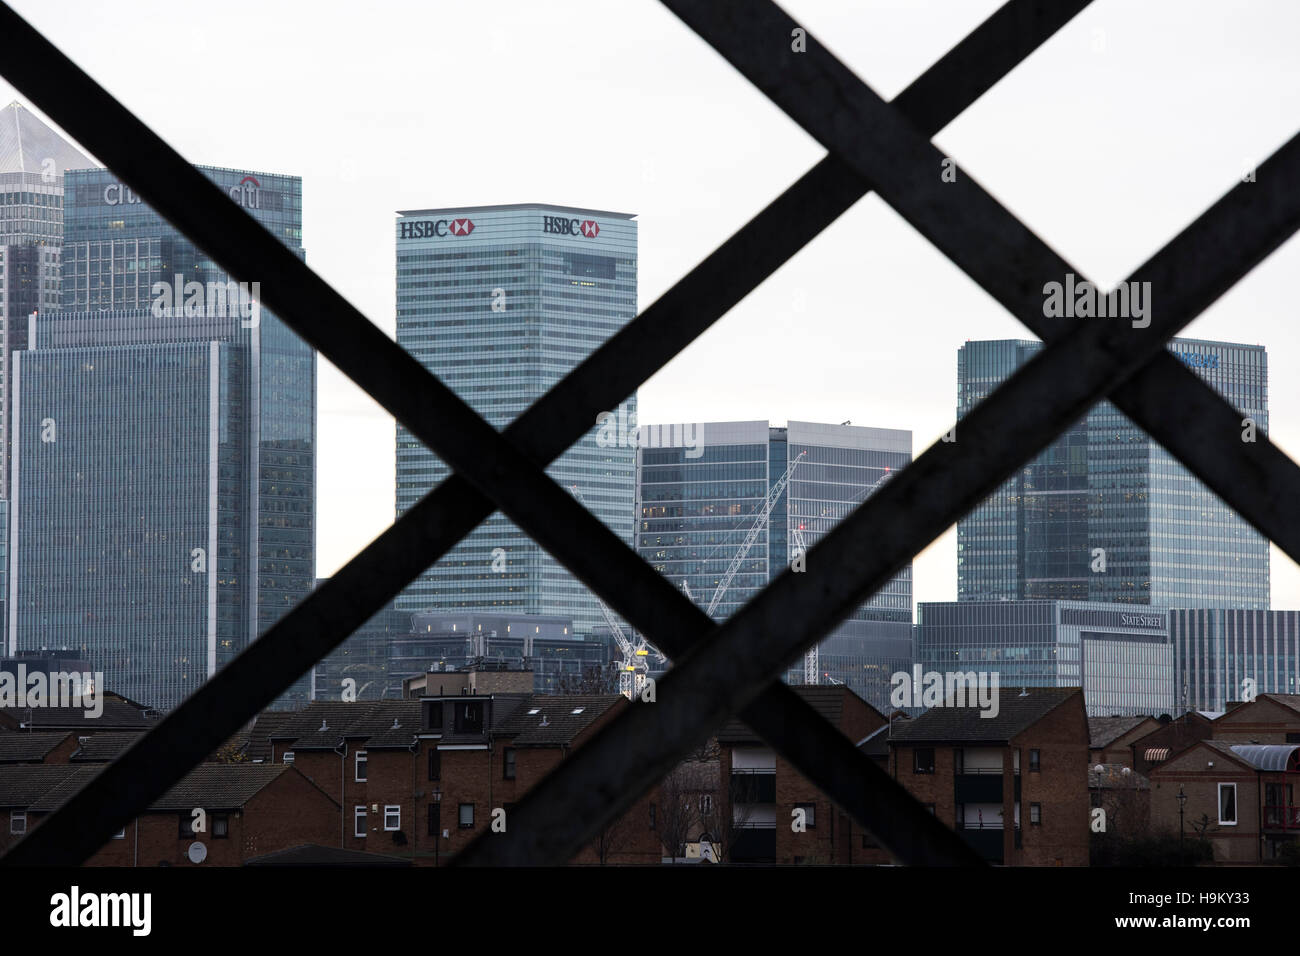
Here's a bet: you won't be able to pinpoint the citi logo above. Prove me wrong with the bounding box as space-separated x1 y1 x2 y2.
399 218 475 240
229 175 262 209
543 215 600 238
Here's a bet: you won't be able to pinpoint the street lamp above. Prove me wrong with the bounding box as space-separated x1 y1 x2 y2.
1177 785 1188 865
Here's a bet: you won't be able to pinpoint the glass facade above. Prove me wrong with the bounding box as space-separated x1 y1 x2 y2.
8 165 315 711
956 338 1269 608
394 204 637 635
309 579 407 702
1171 609 1300 713
0 103 96 496
389 611 612 694
918 600 1175 716
637 419 913 707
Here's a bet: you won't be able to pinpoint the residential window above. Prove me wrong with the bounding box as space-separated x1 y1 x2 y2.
1029 749 1040 772
428 803 440 838
112 826 126 840
213 814 229 839
10 811 25 835
355 751 368 782
1030 803 1042 825
283 751 295 765
649 804 656 830
1219 783 1238 825
429 704 443 730
428 749 441 781
913 748 935 774
179 813 196 838
503 747 516 780
796 802 817 828
459 803 474 829
384 806 401 831
354 806 367 838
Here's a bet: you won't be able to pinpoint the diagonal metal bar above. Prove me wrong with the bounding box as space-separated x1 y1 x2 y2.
456 126 1300 864
0 0 1086 864
667 0 1300 568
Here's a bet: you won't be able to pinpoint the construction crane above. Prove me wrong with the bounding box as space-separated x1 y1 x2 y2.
792 466 894 685
568 484 661 699
704 451 806 618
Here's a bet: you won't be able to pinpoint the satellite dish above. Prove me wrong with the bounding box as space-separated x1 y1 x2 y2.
188 842 207 864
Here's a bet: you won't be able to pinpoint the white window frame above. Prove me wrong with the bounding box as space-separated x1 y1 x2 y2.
355 750 368 782
1218 783 1238 826
10 810 26 834
283 751 295 765
384 805 401 831
354 806 367 838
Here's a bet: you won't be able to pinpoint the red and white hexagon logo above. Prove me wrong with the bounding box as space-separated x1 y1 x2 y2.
580 220 600 238
449 218 475 236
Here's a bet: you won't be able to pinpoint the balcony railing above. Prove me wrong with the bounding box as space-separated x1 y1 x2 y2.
1263 805 1300 828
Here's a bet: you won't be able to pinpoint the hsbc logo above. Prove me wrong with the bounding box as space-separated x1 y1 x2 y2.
543 215 600 238
399 218 475 240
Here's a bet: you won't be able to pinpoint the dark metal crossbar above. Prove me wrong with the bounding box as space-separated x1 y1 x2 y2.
0 0 1295 868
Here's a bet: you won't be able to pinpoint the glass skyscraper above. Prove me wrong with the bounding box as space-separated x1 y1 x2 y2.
1170 609 1300 713
636 419 913 707
8 165 315 710
917 600 1175 717
956 338 1269 608
394 204 637 635
0 102 95 497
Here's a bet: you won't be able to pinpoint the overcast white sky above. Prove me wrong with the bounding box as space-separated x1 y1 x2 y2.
5 0 1300 614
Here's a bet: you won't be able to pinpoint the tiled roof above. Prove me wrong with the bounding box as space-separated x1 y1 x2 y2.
70 733 142 762
0 733 71 763
496 694 623 746
30 763 319 813
0 763 330 814
254 701 422 752
1088 716 1152 749
244 844 412 867
0 700 159 731
889 687 1079 744
0 765 82 807
717 685 870 744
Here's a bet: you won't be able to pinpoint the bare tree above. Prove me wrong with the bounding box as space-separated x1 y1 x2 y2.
593 806 637 865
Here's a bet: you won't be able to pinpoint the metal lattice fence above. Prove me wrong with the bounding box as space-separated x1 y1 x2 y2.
2 0 1299 867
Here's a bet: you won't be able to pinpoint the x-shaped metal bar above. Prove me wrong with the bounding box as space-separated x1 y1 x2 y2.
0 0 1084 867
3 0 1296 867
452 4 1300 863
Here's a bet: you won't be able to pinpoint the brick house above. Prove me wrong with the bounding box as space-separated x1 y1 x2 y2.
1148 739 1300 863
1208 694 1300 744
241 683 665 865
888 687 1089 866
1089 716 1160 768
1130 711 1215 776
716 685 887 864
0 763 339 865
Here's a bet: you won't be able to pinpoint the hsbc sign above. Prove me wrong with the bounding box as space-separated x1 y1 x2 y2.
399 218 475 240
543 215 600 238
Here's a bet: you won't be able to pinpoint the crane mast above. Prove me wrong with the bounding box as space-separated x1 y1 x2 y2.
569 485 659 699
705 451 806 618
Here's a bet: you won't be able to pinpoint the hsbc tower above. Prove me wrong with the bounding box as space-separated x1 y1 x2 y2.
394 203 638 635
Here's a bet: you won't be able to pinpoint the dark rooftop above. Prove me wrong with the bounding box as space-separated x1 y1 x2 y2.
888 687 1079 744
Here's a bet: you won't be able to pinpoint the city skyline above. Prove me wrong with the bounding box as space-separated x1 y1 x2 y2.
3 0 1297 621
